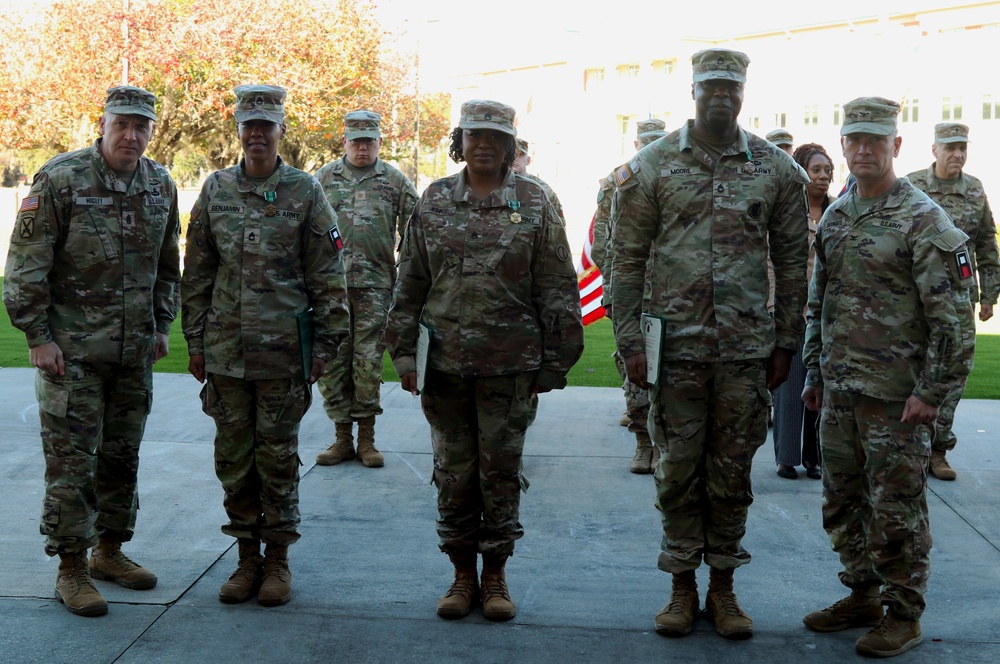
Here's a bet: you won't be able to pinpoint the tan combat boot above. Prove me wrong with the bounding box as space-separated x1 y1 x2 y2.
55 551 108 617
855 608 922 657
89 536 158 590
219 538 263 604
258 543 292 607
629 431 653 474
929 451 957 481
655 570 699 637
705 567 753 639
436 551 479 619
316 421 355 465
481 553 516 621
803 584 883 632
356 416 384 468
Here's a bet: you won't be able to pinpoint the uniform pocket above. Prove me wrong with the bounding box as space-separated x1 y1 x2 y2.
65 210 115 269
35 372 68 418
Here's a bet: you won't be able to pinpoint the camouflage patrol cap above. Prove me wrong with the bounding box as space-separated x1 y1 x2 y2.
345 110 381 140
458 99 517 137
234 84 286 124
765 129 794 146
515 138 529 154
104 85 157 121
934 122 970 144
691 48 750 83
635 118 666 139
841 97 899 136
637 130 667 147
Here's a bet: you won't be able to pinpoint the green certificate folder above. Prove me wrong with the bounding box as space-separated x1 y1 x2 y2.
641 313 665 388
416 322 433 394
296 308 314 382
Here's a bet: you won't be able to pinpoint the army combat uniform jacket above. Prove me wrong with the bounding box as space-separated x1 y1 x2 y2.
906 166 1000 307
4 140 181 364
803 178 975 406
181 158 349 380
610 120 810 361
386 168 584 391
313 156 417 289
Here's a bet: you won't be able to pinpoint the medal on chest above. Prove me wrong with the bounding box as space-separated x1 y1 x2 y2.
508 199 521 223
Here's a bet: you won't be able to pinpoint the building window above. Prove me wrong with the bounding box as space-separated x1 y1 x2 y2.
833 103 842 126
983 94 1000 120
747 115 760 129
617 114 635 155
804 104 819 126
774 112 786 128
652 59 676 75
942 96 963 121
617 64 640 79
583 68 605 92
901 99 919 123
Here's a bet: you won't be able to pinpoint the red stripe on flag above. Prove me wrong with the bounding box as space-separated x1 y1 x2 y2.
578 265 606 326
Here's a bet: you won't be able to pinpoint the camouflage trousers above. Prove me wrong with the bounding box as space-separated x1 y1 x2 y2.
318 287 390 422
820 388 931 620
200 373 311 545
36 360 152 556
421 369 536 557
932 386 963 454
649 359 770 573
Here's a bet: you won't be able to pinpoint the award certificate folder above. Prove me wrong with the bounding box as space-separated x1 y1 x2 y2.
416 322 433 394
641 313 665 388
296 308 314 383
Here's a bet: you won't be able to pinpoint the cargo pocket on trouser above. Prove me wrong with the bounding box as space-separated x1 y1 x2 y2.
36 371 68 418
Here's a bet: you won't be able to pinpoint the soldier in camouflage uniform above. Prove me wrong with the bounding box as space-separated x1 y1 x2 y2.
181 85 350 608
905 123 999 481
314 111 417 469
385 100 583 622
802 98 975 658
591 118 665 475
765 128 794 156
512 137 565 221
3 86 180 617
610 49 810 639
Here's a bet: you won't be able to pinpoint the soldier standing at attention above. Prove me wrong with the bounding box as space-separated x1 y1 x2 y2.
610 49 809 639
385 100 583 622
766 128 795 155
591 118 666 475
314 110 417 469
801 98 974 657
3 86 181 617
905 123 999 481
181 85 349 607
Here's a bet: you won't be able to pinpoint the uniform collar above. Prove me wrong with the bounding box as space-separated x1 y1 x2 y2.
236 155 285 196
333 155 384 181
919 163 968 195
92 139 154 195
453 167 517 208
678 120 752 161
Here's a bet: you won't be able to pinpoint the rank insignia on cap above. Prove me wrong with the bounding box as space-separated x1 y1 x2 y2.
19 196 38 212
330 226 344 251
955 249 973 279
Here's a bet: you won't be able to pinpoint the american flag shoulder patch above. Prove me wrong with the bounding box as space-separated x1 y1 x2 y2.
19 195 39 212
330 226 344 251
614 159 640 188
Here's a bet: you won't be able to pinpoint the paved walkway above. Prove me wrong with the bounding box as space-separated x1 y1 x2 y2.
1 368 998 663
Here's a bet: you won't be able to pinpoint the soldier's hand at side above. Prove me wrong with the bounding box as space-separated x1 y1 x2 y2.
188 354 206 383
801 385 823 412
400 371 419 396
30 342 64 376
308 358 326 385
980 302 994 322
766 347 794 390
153 332 169 363
624 352 649 390
901 395 939 425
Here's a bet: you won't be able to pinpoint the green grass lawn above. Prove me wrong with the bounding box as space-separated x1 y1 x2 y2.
0 300 996 399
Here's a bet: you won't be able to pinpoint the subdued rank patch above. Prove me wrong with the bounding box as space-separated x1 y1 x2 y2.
556 245 570 262
748 202 762 219
19 195 38 212
18 216 34 239
955 249 973 279
244 227 261 245
330 226 344 251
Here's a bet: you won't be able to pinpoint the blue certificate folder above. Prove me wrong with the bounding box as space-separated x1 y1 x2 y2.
296 308 314 382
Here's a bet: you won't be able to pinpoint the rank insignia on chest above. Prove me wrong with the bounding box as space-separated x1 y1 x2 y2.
244 227 261 245
265 204 277 217
955 249 973 279
330 226 344 251
511 213 522 224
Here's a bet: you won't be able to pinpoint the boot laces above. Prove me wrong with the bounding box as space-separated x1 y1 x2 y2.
481 573 510 602
871 611 902 636
714 589 744 616
445 574 476 600
666 586 696 612
229 555 262 581
65 554 95 593
262 556 290 581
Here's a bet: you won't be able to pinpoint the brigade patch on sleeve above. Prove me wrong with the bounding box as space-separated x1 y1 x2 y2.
955 249 973 280
18 216 34 239
330 226 344 251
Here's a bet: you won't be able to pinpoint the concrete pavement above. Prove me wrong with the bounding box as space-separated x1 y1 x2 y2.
1 368 998 663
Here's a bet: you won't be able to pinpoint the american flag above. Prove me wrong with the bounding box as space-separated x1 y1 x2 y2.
577 212 606 325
